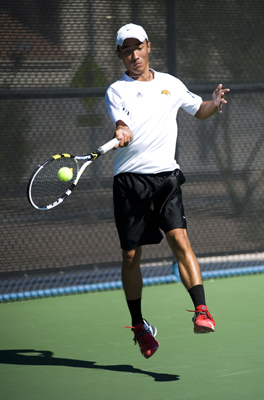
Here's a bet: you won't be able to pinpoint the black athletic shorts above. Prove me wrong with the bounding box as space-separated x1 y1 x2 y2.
113 169 187 250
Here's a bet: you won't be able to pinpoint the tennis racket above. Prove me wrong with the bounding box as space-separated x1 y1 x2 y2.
27 137 119 211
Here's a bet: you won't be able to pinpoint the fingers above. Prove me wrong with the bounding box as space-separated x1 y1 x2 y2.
115 126 133 147
216 83 222 93
215 84 230 96
214 84 230 113
218 99 226 113
218 97 228 113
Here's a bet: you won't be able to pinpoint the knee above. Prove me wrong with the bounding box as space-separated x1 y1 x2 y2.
166 229 191 257
122 249 136 263
122 247 142 267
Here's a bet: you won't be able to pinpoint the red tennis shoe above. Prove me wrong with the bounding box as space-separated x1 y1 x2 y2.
187 305 215 334
132 322 159 358
122 320 159 359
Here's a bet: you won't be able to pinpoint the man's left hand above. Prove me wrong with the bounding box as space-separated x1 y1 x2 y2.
213 84 230 113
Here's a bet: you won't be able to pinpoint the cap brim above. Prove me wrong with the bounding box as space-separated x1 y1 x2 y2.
116 34 147 47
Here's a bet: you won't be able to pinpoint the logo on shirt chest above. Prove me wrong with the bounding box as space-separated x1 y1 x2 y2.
161 90 171 95
135 90 172 99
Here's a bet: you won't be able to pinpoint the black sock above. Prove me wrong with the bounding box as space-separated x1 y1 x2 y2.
126 298 144 326
188 285 206 308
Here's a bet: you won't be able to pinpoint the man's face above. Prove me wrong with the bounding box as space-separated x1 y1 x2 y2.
116 38 151 78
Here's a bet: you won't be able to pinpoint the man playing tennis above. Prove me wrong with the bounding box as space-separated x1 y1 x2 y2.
105 23 229 359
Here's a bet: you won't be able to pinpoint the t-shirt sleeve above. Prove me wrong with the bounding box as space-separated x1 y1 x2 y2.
179 82 203 116
105 86 131 127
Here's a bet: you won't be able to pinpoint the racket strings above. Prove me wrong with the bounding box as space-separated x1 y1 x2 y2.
30 157 78 209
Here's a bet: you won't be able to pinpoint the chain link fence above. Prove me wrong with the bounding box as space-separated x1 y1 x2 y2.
1 0 264 296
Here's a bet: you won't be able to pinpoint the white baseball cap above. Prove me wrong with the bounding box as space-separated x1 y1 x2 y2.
116 23 148 47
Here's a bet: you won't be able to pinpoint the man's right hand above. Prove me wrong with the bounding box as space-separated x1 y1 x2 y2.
115 121 133 148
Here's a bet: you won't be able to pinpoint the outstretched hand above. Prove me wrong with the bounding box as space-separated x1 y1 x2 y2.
213 84 230 113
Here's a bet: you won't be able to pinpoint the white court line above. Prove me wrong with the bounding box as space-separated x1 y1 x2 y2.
217 369 258 378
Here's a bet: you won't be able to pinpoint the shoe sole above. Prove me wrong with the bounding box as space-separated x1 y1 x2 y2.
194 324 215 334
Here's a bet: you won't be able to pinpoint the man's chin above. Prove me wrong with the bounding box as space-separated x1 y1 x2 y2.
129 68 144 77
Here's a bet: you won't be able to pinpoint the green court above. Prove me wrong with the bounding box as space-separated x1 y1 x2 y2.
1 274 263 400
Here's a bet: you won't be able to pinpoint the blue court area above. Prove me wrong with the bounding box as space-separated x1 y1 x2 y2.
1 255 264 301
1 274 263 400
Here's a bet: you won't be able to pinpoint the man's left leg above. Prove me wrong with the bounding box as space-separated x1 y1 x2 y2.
166 228 215 333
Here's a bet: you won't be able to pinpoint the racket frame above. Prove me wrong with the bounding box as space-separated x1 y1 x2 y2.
27 137 119 210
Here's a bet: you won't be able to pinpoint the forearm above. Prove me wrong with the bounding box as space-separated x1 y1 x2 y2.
195 100 218 120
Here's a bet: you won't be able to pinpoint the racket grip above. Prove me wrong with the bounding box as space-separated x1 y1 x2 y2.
98 138 119 154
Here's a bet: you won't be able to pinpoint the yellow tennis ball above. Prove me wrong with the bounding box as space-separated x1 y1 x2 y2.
57 167 73 182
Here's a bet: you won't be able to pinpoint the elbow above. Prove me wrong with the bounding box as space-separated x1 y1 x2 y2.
194 110 205 120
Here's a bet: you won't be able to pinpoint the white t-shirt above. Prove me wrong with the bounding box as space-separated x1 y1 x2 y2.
105 70 202 175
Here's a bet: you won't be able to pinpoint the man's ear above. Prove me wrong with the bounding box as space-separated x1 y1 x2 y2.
147 41 151 54
116 47 121 59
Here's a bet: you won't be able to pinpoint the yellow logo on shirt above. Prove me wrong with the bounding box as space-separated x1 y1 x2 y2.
161 90 171 95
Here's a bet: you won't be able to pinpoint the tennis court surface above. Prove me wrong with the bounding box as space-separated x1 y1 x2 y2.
1 274 263 400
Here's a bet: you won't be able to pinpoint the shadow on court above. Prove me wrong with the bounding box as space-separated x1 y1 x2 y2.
0 349 180 382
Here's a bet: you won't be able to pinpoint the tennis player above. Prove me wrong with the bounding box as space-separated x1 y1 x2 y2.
105 23 229 359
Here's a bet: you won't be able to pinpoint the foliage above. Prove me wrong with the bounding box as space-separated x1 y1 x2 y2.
71 53 107 110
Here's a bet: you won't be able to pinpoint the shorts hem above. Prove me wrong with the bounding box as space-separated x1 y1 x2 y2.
120 236 163 251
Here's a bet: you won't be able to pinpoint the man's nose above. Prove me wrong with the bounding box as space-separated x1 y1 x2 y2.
132 50 139 60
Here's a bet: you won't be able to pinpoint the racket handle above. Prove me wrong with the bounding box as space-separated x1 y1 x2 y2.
98 138 119 154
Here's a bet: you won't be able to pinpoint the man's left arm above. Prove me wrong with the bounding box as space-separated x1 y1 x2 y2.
195 84 230 120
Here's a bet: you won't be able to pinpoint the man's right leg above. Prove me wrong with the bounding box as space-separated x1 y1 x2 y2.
121 246 159 359
122 247 143 302
122 247 144 327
